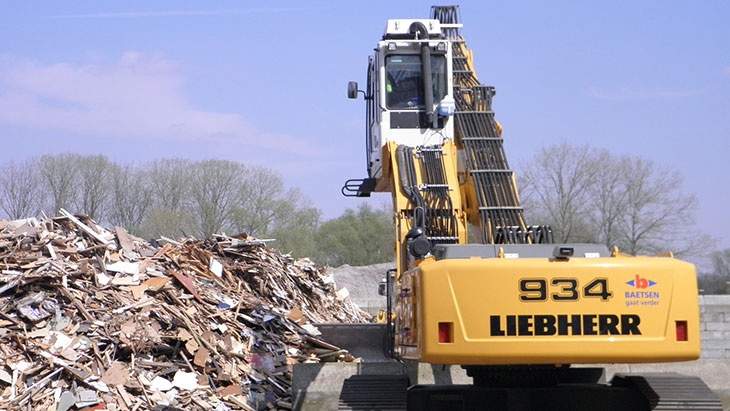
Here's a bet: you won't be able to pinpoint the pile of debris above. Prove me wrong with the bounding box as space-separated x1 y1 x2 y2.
0 210 369 410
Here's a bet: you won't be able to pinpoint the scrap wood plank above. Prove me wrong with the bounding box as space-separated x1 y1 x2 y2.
58 209 112 247
114 226 135 254
169 268 205 304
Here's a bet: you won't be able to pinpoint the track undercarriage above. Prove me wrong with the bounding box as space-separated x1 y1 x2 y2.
298 325 723 411
331 366 722 411
406 367 722 411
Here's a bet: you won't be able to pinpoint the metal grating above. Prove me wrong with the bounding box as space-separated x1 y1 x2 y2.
338 374 409 411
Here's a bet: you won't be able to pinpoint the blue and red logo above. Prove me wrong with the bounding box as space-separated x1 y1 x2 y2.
626 275 656 289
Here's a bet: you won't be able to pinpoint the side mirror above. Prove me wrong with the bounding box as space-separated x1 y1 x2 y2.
347 81 359 99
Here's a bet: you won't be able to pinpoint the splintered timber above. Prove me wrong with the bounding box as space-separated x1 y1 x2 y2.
489 314 642 336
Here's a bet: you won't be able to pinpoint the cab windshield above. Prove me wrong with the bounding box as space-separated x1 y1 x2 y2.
385 54 447 109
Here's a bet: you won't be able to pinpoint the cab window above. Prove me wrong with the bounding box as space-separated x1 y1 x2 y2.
386 54 447 109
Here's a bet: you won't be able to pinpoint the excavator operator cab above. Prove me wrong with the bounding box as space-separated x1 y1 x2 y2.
344 18 457 189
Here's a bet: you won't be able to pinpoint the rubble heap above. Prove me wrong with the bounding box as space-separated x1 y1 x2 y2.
0 211 369 410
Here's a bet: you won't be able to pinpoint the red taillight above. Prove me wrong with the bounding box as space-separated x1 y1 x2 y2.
676 320 688 341
438 322 453 343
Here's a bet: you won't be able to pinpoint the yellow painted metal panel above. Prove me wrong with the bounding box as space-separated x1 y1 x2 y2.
396 256 700 365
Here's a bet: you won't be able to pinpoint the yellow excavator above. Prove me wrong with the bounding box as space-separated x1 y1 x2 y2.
331 5 721 410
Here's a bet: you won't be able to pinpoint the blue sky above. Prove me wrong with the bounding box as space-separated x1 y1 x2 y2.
1 1 728 250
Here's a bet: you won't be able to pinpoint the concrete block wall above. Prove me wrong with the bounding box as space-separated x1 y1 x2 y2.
700 295 730 359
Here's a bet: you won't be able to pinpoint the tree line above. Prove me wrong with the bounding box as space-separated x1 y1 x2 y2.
1 147 727 292
0 154 392 266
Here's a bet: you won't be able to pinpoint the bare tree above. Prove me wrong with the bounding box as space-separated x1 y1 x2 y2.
0 154 327 255
711 249 730 277
137 158 321 243
588 153 629 248
108 164 154 233
614 158 701 256
139 207 196 241
76 154 115 220
137 158 196 239
519 143 709 258
231 166 290 236
189 159 246 237
698 249 730 294
0 158 46 219
148 158 193 212
40 153 81 215
519 143 600 242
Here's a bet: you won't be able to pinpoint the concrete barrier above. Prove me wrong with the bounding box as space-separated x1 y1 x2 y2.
700 295 730 359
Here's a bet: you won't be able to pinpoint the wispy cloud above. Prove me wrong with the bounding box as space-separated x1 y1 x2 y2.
47 8 307 19
586 86 705 101
0 52 317 156
723 66 730 77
